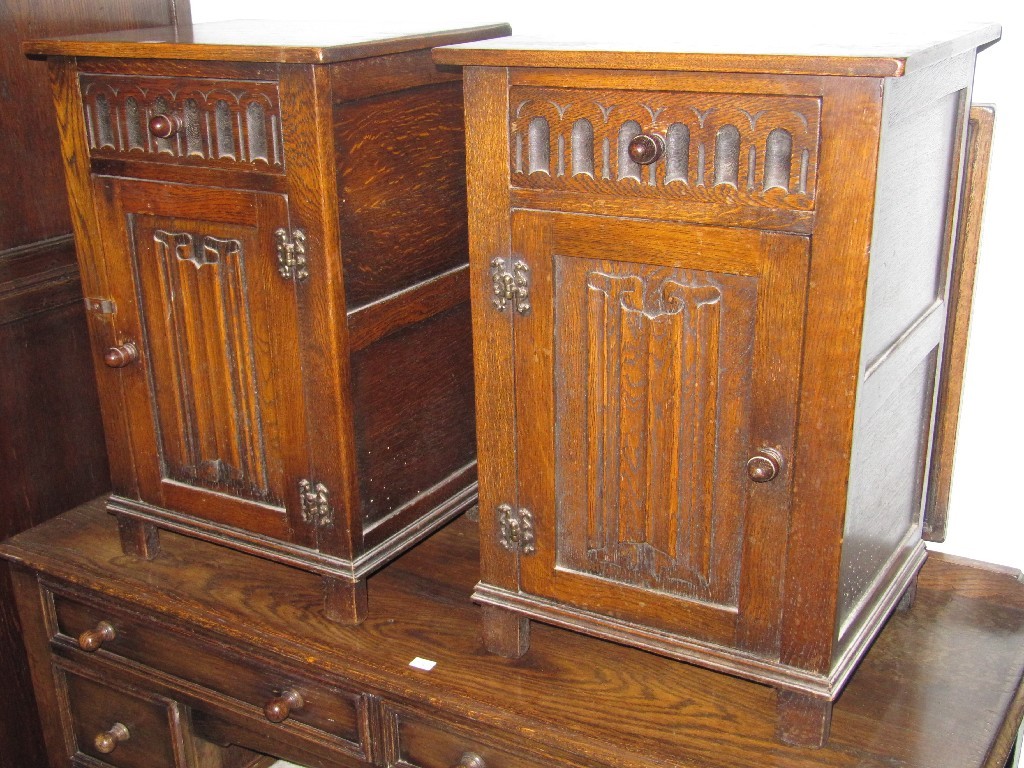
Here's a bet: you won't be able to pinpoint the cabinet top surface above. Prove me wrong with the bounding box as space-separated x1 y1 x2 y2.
23 19 512 64
432 23 1000 77
3 498 1024 768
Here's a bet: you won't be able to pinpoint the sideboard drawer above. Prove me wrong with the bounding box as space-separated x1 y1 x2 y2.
388 708 552 768
59 665 178 768
51 592 365 753
79 72 284 173
508 85 820 212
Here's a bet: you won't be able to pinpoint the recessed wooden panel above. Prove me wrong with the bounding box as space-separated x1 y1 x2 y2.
350 303 476 533
137 221 271 500
862 77 967 364
554 256 755 606
839 350 938 630
335 82 469 308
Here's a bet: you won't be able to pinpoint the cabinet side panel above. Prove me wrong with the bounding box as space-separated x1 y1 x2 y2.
334 80 469 309
837 53 974 643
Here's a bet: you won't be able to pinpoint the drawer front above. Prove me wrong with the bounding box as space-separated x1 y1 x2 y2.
509 85 820 211
389 709 553 768
59 666 178 768
79 72 284 172
51 593 365 753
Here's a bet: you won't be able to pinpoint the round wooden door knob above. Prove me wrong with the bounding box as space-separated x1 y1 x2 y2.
103 342 139 368
746 448 783 483
94 722 130 754
627 133 666 165
78 620 116 651
148 114 182 138
454 753 487 768
263 689 304 723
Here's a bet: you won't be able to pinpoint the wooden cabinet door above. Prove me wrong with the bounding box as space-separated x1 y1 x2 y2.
511 211 808 652
96 178 311 545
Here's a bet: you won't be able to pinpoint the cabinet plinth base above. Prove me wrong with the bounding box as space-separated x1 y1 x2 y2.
107 483 476 625
897 575 919 613
776 690 833 748
324 576 368 625
482 604 530 657
117 515 160 560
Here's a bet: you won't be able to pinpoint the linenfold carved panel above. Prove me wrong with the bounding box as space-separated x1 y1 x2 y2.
80 74 283 171
510 87 820 210
555 257 758 605
147 228 273 502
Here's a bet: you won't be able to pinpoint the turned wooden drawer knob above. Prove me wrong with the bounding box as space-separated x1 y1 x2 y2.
78 620 116 651
263 689 304 723
746 448 783 483
627 133 665 165
103 342 139 368
148 114 182 138
454 753 486 768
94 722 130 754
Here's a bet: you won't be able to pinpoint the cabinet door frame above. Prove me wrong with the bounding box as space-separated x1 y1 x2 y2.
94 177 313 546
510 210 809 655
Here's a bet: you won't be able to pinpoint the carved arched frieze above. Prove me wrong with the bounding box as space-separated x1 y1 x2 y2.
509 86 821 210
79 73 284 172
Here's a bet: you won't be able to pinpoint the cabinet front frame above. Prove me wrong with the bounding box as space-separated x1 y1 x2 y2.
464 64 889 685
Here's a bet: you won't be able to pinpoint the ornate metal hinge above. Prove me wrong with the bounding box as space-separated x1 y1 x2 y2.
298 479 332 528
490 257 530 313
498 504 535 554
83 297 117 315
275 228 308 281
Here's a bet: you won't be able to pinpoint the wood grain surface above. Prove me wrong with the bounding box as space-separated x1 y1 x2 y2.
1 2 190 766
24 21 511 64
3 499 1023 768
432 25 1000 77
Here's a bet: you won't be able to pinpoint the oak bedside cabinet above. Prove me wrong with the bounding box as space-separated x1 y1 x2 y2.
25 19 510 625
433 26 1000 746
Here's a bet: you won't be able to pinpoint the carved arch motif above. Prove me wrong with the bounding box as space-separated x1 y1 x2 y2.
510 87 821 209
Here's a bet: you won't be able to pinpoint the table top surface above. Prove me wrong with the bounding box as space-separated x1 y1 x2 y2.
22 20 512 64
432 24 1001 77
22 20 1001 77
3 497 1023 768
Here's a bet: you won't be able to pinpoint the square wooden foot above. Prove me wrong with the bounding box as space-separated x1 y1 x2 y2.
897 575 919 613
776 689 833 748
324 577 367 625
482 605 530 658
117 516 160 560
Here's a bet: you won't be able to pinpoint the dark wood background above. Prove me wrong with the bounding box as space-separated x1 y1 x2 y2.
0 2 191 766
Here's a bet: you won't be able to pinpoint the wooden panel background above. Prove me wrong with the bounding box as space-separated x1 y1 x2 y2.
0 2 191 766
